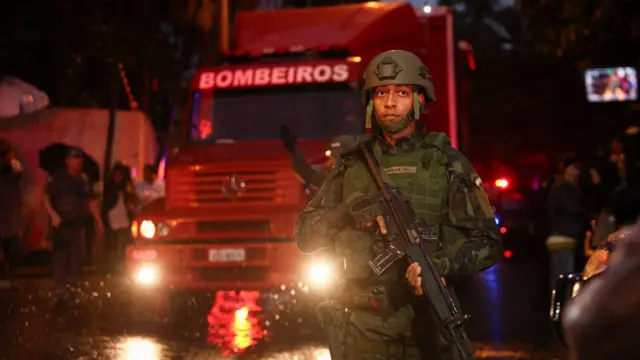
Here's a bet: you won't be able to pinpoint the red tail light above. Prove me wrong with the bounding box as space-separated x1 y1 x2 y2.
495 178 509 189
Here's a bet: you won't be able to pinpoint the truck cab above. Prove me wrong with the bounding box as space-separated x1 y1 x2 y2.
126 2 466 295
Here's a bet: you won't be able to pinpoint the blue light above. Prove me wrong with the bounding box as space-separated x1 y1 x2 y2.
494 214 502 225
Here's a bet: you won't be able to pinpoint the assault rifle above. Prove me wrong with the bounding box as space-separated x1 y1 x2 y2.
355 142 474 360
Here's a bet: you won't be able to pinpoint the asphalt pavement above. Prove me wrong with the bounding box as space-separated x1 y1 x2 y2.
0 255 567 360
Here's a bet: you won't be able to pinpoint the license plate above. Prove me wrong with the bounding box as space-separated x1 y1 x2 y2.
209 249 245 262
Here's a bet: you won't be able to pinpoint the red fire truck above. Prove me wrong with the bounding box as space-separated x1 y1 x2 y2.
127 2 473 295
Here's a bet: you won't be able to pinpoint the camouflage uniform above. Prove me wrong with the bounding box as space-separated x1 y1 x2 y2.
295 50 502 359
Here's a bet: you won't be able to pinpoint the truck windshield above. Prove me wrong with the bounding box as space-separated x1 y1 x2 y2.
188 84 363 142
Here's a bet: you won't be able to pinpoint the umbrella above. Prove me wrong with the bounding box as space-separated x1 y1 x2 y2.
38 143 100 183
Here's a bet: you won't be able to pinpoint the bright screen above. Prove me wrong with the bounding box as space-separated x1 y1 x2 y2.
585 67 638 103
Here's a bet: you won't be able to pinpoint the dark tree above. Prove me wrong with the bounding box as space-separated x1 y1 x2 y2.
520 0 640 68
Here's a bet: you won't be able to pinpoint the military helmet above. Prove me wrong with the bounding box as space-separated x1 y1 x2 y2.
361 50 436 133
362 50 436 104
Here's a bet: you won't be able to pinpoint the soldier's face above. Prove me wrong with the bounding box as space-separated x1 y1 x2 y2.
372 85 424 126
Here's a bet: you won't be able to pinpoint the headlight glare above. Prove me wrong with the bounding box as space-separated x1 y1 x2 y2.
139 220 156 239
135 266 158 285
309 262 331 285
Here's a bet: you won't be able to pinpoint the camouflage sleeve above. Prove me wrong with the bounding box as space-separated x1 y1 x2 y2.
291 149 326 188
435 147 502 278
294 164 352 254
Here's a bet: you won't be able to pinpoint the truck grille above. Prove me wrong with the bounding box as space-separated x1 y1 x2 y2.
167 167 301 208
196 220 271 233
198 266 267 282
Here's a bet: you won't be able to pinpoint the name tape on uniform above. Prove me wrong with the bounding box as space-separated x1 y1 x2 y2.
384 166 418 174
198 64 349 90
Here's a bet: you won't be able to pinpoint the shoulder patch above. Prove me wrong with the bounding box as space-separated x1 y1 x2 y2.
474 175 484 189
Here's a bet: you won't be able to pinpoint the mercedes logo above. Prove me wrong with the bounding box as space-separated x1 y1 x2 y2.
221 174 246 199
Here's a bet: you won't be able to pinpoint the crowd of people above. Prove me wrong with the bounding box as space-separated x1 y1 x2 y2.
541 126 640 290
0 139 165 297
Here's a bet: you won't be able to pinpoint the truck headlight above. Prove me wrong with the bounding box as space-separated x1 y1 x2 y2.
131 221 138 238
139 220 156 239
136 266 158 285
308 262 332 285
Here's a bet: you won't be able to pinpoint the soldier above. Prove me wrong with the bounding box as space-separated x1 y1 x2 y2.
295 50 502 359
279 125 358 188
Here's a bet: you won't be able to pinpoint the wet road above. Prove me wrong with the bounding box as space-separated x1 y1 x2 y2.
0 257 567 360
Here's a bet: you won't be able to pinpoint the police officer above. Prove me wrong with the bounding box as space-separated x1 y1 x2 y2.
295 50 502 359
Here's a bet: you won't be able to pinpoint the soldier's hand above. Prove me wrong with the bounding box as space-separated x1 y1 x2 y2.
359 215 386 232
375 215 386 234
405 262 446 296
406 263 423 295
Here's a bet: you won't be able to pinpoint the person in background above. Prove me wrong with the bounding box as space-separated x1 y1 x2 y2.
610 136 623 164
279 125 325 188
586 163 616 253
84 207 96 267
134 164 165 209
545 162 587 290
44 147 103 302
583 166 610 218
593 143 621 192
279 125 360 189
0 139 23 289
103 162 137 269
611 127 640 228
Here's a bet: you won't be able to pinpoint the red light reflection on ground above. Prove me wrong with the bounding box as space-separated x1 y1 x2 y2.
207 290 267 355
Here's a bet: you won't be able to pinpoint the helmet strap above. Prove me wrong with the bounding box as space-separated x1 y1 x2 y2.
412 92 423 122
365 100 374 131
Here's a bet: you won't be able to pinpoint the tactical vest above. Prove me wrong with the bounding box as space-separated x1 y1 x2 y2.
340 132 452 284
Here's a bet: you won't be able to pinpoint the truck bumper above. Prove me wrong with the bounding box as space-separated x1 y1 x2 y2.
125 241 316 292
